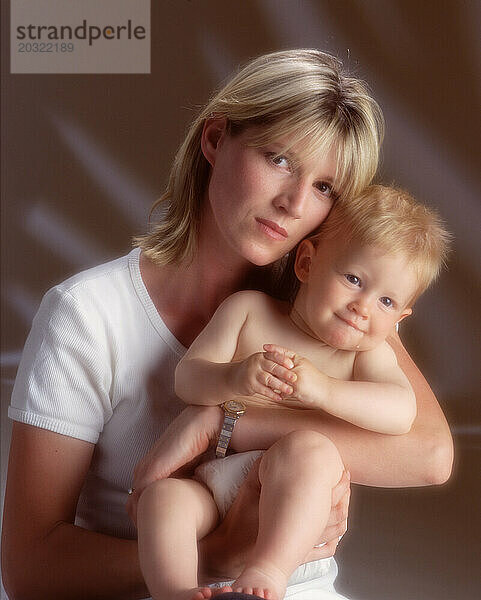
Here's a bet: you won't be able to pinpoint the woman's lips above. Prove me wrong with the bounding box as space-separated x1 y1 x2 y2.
256 218 288 240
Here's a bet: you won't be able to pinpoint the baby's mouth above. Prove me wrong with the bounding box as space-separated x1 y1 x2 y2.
335 314 365 333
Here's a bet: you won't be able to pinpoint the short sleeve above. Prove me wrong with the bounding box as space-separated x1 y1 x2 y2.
9 286 113 443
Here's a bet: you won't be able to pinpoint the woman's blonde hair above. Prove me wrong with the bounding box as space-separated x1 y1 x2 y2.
312 185 452 301
135 49 384 266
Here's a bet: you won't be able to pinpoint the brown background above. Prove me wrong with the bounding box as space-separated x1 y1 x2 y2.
1 1 480 598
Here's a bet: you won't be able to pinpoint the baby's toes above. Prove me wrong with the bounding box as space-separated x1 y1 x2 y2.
234 587 254 596
211 586 233 596
253 588 271 599
191 588 212 600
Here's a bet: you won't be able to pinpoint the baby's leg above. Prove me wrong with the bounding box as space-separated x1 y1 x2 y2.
233 431 344 599
137 477 229 600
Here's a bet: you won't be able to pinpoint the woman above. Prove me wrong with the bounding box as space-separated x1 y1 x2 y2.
2 49 452 600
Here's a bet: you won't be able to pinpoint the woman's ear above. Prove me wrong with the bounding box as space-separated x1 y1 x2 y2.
201 117 227 166
294 239 316 283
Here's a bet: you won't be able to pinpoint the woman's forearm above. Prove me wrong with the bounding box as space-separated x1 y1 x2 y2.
2 521 148 600
232 405 450 487
2 423 149 600
232 335 453 487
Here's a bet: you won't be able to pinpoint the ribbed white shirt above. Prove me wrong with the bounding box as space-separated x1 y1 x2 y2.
9 248 339 594
9 248 187 539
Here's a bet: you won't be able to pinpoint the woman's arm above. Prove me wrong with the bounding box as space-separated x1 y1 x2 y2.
231 334 453 487
1 422 149 600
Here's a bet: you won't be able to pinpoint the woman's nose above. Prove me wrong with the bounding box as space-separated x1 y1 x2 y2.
274 179 310 218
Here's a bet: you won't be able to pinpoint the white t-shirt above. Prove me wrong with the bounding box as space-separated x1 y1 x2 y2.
9 248 340 595
9 248 187 539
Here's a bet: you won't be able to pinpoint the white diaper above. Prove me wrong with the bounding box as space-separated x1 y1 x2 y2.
194 450 264 519
195 450 335 590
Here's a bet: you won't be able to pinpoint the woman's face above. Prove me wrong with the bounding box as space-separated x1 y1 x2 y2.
203 120 338 267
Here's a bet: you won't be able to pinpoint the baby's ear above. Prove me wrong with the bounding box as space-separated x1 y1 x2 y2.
294 239 316 283
397 307 412 324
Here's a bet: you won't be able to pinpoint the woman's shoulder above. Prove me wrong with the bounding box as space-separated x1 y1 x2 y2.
54 249 136 299
34 250 141 334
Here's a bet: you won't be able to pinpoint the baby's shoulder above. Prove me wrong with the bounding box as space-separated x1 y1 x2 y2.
354 340 398 368
223 290 287 317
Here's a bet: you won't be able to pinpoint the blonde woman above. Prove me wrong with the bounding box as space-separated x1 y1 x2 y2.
3 50 452 600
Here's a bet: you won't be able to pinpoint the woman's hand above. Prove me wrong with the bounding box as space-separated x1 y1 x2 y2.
230 349 297 402
263 343 331 409
127 405 223 525
303 469 351 562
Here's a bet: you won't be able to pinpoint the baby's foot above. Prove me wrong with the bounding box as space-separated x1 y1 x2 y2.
233 564 288 600
211 586 234 597
154 585 233 600
169 587 210 600
189 587 214 600
183 586 232 600
189 586 234 600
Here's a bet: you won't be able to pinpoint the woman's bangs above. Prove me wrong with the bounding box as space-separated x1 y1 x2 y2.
244 113 346 194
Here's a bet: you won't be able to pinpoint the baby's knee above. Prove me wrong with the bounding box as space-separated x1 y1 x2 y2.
138 477 189 513
270 430 340 459
262 431 343 480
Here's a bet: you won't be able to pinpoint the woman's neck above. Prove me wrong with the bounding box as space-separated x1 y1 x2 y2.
140 235 254 347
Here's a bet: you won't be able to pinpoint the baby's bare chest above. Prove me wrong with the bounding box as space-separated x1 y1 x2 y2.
234 306 355 381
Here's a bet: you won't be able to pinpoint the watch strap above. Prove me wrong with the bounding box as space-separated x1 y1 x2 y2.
215 413 238 458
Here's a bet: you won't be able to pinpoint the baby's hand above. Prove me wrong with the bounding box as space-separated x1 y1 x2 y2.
263 344 331 409
231 349 297 402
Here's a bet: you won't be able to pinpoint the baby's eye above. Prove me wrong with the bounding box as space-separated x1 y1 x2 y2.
345 274 361 286
380 297 393 308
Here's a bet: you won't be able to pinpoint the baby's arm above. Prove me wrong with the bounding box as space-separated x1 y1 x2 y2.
175 291 295 406
266 342 416 434
329 343 416 434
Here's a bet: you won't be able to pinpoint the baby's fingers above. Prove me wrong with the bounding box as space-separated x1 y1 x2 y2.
263 358 297 385
257 370 293 399
263 344 296 369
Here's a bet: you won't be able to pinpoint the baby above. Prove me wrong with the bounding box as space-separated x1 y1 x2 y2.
134 185 450 600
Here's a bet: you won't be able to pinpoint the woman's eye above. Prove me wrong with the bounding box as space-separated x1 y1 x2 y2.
267 153 290 169
316 181 334 197
345 274 361 286
380 297 393 308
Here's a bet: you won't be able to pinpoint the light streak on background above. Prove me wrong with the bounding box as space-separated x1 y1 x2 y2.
49 113 155 229
2 283 39 326
25 201 108 268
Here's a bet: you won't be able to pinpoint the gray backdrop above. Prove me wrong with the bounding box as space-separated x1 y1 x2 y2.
1 1 480 599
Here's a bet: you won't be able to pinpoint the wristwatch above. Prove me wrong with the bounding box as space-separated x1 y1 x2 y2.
215 400 246 458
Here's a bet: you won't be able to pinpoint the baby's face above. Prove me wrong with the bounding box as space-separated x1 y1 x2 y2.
294 238 419 351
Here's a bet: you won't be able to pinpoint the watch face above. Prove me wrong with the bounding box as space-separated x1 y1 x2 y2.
224 400 246 415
